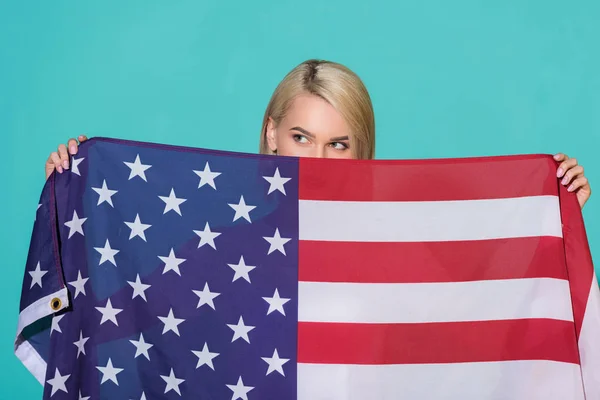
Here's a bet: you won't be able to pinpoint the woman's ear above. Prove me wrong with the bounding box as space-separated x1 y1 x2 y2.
266 117 278 153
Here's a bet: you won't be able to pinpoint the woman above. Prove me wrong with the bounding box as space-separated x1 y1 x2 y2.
44 59 592 208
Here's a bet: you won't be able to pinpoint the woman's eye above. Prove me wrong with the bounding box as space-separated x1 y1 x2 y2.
330 142 349 150
293 134 309 144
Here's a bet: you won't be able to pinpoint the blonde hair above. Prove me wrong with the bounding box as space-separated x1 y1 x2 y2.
259 59 375 159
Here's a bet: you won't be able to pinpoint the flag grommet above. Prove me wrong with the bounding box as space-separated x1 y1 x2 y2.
50 298 62 311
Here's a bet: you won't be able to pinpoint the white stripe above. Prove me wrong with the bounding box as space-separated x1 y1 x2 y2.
298 278 573 323
299 196 562 242
578 273 600 399
297 360 584 400
14 338 47 385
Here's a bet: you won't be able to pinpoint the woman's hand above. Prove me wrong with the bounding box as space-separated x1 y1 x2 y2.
555 153 591 210
45 135 88 179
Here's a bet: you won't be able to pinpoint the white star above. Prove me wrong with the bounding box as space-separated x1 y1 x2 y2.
127 274 151 301
73 331 89 358
191 343 219 370
95 298 123 326
158 248 186 276
134 393 146 400
64 210 87 238
228 195 256 223
130 333 153 360
124 154 152 181
92 179 118 207
227 316 255 343
226 376 254 400
158 308 185 336
29 262 47 289
78 390 90 400
47 368 70 396
96 358 123 385
262 288 291 316
94 239 119 266
159 188 186 216
161 368 185 396
193 161 221 189
263 167 291 195
68 270 88 299
124 214 151 241
51 314 65 335
71 157 85 176
193 222 221 249
263 228 291 255
192 282 220 309
261 349 290 376
227 256 256 283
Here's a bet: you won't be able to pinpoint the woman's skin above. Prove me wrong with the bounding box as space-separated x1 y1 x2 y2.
45 94 592 209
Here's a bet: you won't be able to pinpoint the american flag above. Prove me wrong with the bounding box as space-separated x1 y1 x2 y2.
15 137 600 399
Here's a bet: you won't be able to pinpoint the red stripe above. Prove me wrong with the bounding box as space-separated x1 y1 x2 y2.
299 237 567 283
299 154 558 201
298 319 579 365
559 183 595 338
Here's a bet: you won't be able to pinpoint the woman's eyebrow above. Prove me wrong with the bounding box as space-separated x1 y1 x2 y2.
330 135 349 141
290 126 349 142
290 126 315 138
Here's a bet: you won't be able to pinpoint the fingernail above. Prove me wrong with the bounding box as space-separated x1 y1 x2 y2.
562 177 568 185
69 145 76 154
57 166 63 173
568 185 574 192
62 160 69 169
557 168 563 177
554 154 560 160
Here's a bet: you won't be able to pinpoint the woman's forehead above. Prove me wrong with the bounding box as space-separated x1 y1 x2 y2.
282 94 351 139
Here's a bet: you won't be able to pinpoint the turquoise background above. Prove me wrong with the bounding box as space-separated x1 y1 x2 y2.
1 0 599 398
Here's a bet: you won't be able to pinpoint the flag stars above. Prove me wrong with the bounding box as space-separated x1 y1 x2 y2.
96 298 123 326
226 376 254 400
159 188 186 216
51 315 65 335
68 271 88 299
130 333 153 360
161 368 185 396
228 195 256 223
127 274 151 301
94 239 119 266
124 214 152 241
263 228 291 255
47 368 70 396
227 316 255 343
261 349 290 376
158 248 186 276
92 179 118 207
158 308 185 336
193 222 221 249
71 156 84 176
263 167 291 195
191 343 219 370
73 331 89 359
192 282 220 309
124 154 152 181
227 256 256 283
193 161 221 189
78 390 90 400
262 288 291 316
64 210 87 238
96 358 124 385
29 262 47 289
